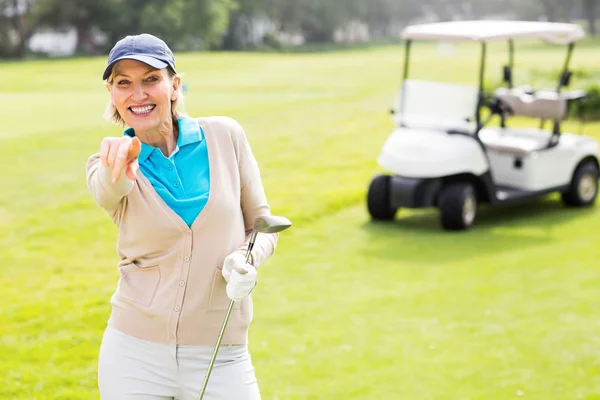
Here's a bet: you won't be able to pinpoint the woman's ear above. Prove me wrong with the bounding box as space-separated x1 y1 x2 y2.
172 76 182 100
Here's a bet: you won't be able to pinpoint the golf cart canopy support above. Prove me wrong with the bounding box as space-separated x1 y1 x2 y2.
396 20 586 136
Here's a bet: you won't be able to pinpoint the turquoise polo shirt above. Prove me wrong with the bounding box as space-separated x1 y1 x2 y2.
124 117 210 227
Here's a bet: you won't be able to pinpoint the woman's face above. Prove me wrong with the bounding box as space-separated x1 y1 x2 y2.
107 59 180 133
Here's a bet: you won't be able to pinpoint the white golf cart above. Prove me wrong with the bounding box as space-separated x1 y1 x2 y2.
367 20 599 231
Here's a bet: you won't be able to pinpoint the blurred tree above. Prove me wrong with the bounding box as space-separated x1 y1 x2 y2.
33 0 114 54
583 0 597 35
297 0 343 42
281 0 366 43
94 0 148 45
0 0 36 57
30 0 234 53
537 0 575 22
417 0 545 21
3 0 597 57
136 0 234 50
221 0 271 49
359 0 420 38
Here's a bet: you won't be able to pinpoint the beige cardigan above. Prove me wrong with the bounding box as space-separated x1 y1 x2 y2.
86 116 278 345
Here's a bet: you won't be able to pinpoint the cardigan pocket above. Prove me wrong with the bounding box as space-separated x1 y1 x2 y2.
208 268 241 311
117 262 161 307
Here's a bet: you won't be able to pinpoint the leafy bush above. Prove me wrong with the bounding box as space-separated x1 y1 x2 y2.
573 84 600 121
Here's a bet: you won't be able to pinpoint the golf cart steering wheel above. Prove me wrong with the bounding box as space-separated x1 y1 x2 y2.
478 94 513 128
487 96 513 116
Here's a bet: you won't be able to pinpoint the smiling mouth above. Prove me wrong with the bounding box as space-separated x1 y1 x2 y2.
129 105 156 115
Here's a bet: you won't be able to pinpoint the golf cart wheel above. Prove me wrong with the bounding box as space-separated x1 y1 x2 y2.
561 161 599 207
438 182 477 231
367 174 397 220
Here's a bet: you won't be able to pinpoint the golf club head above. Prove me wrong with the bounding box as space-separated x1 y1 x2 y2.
253 215 292 233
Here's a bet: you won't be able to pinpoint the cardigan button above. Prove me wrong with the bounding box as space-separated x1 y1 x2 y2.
174 305 181 312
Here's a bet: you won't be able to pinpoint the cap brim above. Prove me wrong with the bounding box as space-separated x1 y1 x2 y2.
102 55 170 80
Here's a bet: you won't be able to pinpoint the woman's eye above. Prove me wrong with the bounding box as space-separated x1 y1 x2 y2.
117 80 130 85
145 76 159 83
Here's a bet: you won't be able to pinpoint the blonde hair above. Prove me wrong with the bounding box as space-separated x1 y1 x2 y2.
103 64 186 128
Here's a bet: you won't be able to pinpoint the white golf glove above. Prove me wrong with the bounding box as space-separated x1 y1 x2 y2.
221 253 257 302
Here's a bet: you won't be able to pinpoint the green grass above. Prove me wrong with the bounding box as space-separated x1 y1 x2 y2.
1 40 600 399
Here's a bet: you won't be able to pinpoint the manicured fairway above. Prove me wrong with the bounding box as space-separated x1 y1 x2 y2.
1 40 599 399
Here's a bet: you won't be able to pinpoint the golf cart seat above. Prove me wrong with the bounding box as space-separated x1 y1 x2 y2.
480 86 589 155
495 87 567 121
479 126 553 156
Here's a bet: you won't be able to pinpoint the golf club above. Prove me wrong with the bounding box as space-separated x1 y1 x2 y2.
198 215 292 399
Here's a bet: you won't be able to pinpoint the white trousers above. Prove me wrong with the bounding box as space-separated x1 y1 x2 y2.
98 325 261 400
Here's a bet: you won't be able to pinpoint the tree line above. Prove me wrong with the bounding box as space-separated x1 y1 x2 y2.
0 0 598 58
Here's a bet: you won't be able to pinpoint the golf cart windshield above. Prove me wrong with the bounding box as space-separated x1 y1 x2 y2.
391 79 479 131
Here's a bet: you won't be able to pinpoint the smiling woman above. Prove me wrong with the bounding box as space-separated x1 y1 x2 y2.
104 60 182 158
104 58 186 131
85 33 281 400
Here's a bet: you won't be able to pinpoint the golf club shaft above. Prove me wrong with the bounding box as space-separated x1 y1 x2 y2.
198 231 257 400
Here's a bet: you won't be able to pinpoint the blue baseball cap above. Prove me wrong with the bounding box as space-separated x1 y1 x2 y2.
102 33 176 80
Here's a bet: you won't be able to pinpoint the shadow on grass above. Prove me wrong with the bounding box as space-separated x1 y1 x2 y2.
359 196 597 263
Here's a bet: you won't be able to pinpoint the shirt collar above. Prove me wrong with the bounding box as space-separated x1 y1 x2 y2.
177 116 203 147
123 117 203 162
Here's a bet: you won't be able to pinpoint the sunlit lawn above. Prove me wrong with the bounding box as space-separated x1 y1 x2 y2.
1 38 600 399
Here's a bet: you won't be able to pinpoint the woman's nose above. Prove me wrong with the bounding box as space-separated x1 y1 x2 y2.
132 83 147 101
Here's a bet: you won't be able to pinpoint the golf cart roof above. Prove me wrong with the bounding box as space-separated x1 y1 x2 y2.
402 20 585 44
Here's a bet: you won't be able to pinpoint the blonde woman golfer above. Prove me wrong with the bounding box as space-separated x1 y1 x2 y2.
86 33 278 399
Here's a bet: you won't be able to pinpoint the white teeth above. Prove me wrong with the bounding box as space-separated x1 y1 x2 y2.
131 105 155 114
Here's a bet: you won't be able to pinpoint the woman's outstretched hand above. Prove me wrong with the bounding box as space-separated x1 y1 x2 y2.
100 136 142 183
